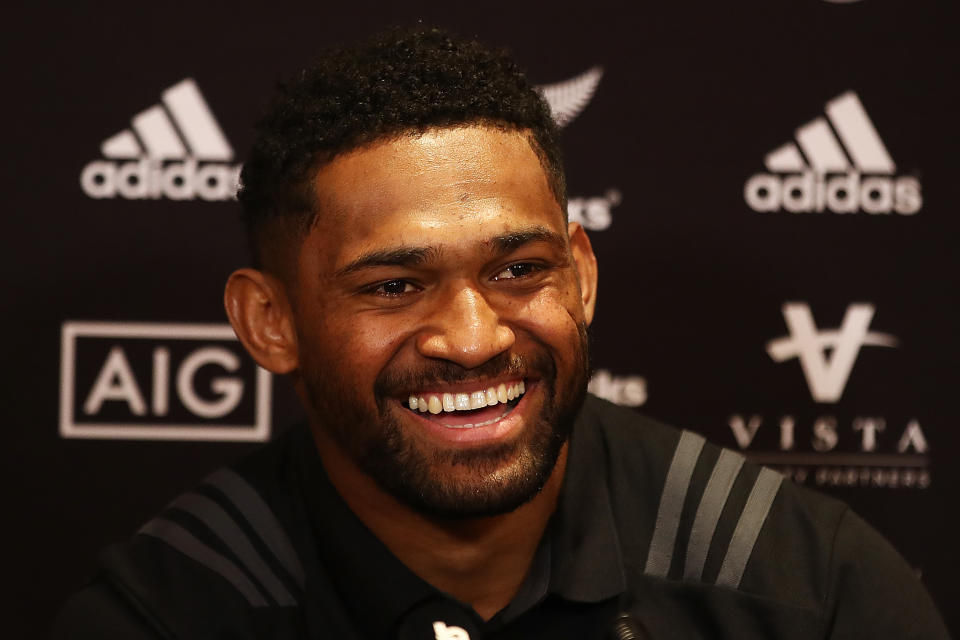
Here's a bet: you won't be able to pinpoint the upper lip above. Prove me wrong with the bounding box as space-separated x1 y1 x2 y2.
398 376 532 398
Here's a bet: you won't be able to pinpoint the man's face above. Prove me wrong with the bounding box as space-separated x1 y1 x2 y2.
288 126 596 518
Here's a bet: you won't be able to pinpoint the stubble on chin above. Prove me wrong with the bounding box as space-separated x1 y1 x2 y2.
305 323 590 519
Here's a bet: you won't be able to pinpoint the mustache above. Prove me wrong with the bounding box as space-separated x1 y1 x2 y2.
374 350 556 398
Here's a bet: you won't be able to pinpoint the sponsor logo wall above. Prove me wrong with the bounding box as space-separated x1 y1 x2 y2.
6 1 957 636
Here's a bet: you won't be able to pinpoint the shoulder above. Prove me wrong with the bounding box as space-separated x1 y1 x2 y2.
578 395 948 636
580 394 847 590
54 427 313 639
51 579 166 639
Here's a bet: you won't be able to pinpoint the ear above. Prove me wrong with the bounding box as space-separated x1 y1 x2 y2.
224 268 299 374
568 221 599 325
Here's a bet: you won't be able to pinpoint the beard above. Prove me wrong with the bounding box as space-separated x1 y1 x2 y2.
303 325 590 519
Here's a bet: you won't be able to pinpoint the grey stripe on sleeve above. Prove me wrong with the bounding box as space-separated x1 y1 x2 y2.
206 468 306 589
715 467 784 589
140 518 268 607
644 430 706 578
171 492 296 606
683 448 745 582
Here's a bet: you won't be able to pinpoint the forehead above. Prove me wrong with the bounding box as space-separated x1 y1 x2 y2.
303 126 565 270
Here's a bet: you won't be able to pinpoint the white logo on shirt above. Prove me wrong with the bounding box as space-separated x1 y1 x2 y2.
433 621 471 640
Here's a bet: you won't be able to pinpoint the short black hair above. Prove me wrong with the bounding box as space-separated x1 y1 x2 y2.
237 26 566 273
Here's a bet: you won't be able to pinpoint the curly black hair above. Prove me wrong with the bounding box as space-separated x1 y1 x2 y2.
237 26 565 273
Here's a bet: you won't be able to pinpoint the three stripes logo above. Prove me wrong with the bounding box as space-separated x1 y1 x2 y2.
139 468 304 608
744 91 921 215
645 432 783 589
80 78 242 201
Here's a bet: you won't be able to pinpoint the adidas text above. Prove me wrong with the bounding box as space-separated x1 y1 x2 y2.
81 159 241 201
745 91 922 215
744 172 921 215
82 78 240 201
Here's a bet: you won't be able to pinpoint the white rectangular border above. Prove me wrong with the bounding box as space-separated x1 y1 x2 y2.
60 321 271 441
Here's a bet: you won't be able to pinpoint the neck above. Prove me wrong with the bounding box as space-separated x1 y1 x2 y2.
311 426 567 621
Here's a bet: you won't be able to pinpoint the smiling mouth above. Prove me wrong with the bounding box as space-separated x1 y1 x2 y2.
403 380 527 429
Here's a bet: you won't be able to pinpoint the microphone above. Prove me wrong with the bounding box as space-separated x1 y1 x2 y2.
608 613 652 640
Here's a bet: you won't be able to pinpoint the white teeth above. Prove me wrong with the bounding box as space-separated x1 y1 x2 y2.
442 393 455 412
407 380 527 414
470 391 486 409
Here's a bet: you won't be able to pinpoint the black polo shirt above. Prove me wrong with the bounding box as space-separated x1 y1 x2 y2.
52 395 950 639
296 400 628 640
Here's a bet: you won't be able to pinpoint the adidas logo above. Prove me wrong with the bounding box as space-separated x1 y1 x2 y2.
744 91 921 215
80 78 242 201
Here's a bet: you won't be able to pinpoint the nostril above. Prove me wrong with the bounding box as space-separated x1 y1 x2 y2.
415 326 515 368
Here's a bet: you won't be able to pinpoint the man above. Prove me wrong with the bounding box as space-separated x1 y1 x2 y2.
54 27 949 639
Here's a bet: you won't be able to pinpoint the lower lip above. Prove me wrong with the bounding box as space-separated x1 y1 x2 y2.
400 381 537 446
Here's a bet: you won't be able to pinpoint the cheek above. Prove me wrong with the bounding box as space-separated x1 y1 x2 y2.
322 313 418 377
507 288 584 352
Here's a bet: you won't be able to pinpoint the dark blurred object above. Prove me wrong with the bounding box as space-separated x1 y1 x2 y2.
609 613 651 640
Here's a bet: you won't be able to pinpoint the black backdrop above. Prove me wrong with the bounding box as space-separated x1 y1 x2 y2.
5 1 958 636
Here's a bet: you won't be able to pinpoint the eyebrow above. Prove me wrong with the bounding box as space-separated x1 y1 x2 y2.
334 246 441 277
488 226 567 254
334 225 567 278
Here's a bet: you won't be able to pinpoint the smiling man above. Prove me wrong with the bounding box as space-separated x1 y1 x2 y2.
262 126 593 525
54 27 948 640
227 122 596 623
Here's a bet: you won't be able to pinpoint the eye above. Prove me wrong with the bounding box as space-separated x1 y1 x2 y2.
493 262 542 280
367 279 418 296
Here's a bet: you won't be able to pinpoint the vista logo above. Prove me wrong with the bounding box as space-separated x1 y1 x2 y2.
744 92 921 215
80 78 241 201
766 303 897 403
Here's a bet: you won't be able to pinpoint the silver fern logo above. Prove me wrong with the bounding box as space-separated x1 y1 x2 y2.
537 67 603 127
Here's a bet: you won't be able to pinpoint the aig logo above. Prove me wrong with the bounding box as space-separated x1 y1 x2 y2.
59 322 271 441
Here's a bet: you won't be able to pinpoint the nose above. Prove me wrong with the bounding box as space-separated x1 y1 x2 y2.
416 284 515 369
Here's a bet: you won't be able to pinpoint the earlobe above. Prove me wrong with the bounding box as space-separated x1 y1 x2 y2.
567 222 599 325
223 269 299 374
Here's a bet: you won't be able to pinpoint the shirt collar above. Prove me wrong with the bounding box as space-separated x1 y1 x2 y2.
295 395 626 636
295 429 438 640
546 397 628 603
